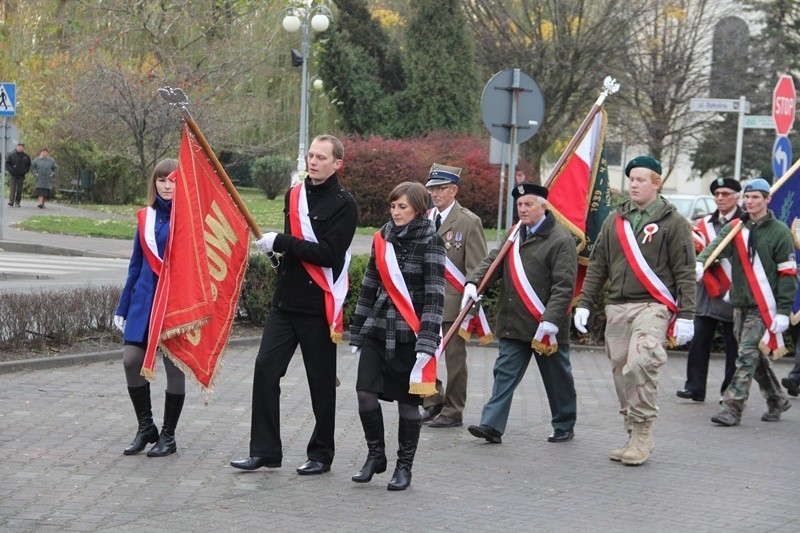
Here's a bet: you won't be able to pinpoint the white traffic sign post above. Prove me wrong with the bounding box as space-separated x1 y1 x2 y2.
690 96 751 181
0 82 16 241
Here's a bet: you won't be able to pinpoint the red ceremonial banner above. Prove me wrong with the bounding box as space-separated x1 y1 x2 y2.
160 125 250 394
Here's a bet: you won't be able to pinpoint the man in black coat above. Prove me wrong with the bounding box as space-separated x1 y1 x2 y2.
677 177 743 402
5 142 31 207
231 135 358 475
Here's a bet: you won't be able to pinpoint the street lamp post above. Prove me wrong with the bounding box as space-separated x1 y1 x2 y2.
282 1 333 184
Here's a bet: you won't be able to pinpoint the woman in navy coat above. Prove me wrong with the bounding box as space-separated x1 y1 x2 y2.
114 158 186 458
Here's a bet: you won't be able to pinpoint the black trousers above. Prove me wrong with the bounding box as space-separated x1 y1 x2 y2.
786 323 800 385
683 315 737 398
8 175 24 205
249 308 337 464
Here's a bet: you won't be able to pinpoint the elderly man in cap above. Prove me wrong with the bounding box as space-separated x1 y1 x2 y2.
677 177 744 403
5 142 31 207
574 156 696 466
419 164 488 428
465 183 578 444
697 178 797 426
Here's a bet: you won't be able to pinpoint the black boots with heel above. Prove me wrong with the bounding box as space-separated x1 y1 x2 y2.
123 384 159 455
352 407 387 483
147 392 185 457
387 417 421 491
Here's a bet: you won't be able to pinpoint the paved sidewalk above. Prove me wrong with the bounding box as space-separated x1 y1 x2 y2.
0 342 797 532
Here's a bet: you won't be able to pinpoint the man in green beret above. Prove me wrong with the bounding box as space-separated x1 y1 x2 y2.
574 156 696 465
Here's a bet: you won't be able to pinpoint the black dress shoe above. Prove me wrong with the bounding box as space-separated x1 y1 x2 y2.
420 403 444 424
676 389 705 402
782 377 800 397
547 429 575 442
230 457 281 470
427 414 463 428
467 424 502 444
296 459 331 475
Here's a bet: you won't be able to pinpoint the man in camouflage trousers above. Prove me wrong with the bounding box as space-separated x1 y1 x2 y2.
574 156 696 466
697 179 798 426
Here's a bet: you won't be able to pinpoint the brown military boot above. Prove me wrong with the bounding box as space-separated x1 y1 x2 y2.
609 417 632 462
621 420 654 466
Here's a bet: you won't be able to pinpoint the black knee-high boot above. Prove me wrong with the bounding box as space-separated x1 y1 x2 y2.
147 392 185 457
387 417 421 491
124 384 159 455
352 407 387 483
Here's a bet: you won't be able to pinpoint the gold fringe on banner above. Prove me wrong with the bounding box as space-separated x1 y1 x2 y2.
531 339 558 356
408 382 437 397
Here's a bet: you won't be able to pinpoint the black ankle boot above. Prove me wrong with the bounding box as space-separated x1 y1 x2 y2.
352 407 387 483
124 384 159 455
387 417 421 491
147 392 185 457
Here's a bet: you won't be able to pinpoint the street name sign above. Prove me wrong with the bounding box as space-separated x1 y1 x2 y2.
690 98 750 113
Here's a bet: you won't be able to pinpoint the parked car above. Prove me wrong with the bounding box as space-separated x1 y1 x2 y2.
663 194 716 221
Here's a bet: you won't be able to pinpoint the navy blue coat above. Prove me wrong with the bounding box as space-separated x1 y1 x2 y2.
116 197 171 343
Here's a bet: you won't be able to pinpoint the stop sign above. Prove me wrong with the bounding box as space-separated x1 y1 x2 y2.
773 75 796 135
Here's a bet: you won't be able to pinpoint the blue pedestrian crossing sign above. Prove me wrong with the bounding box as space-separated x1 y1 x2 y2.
0 83 16 117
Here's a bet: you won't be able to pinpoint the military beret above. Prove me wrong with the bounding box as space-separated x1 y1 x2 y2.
709 177 741 193
426 163 462 187
625 155 662 177
511 183 548 200
743 178 771 194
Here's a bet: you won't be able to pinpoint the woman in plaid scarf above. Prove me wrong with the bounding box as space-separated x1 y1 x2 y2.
349 181 445 491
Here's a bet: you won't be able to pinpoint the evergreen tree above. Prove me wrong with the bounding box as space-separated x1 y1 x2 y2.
395 0 479 137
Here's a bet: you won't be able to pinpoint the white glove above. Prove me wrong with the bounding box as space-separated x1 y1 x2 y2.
771 314 790 334
113 315 126 333
351 345 361 359
695 262 704 282
536 321 559 337
722 291 730 303
574 308 590 334
673 318 695 346
256 232 278 254
460 283 479 310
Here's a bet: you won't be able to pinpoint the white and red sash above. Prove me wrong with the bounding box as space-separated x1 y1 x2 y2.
443 256 494 346
507 222 558 355
616 216 679 343
137 207 165 275
373 232 439 396
289 182 350 342
695 215 732 297
732 220 787 356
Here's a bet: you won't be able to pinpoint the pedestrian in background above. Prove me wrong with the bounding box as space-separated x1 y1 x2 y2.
466 183 578 446
5 142 31 207
349 181 445 491
575 156 696 466
697 178 797 426
420 163 487 428
677 177 743 403
114 158 188 458
30 148 57 209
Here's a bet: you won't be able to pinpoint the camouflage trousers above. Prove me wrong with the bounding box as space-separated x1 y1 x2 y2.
720 307 787 419
604 302 670 423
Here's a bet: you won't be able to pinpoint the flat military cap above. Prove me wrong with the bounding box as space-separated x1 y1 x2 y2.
625 155 662 177
511 182 548 200
743 178 771 194
709 177 741 193
426 163 462 187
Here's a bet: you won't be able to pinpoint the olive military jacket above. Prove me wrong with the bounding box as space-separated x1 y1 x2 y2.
697 210 798 315
436 201 487 322
578 196 696 320
469 211 577 345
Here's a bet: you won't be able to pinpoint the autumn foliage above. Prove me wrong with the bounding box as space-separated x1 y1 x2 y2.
339 132 504 228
